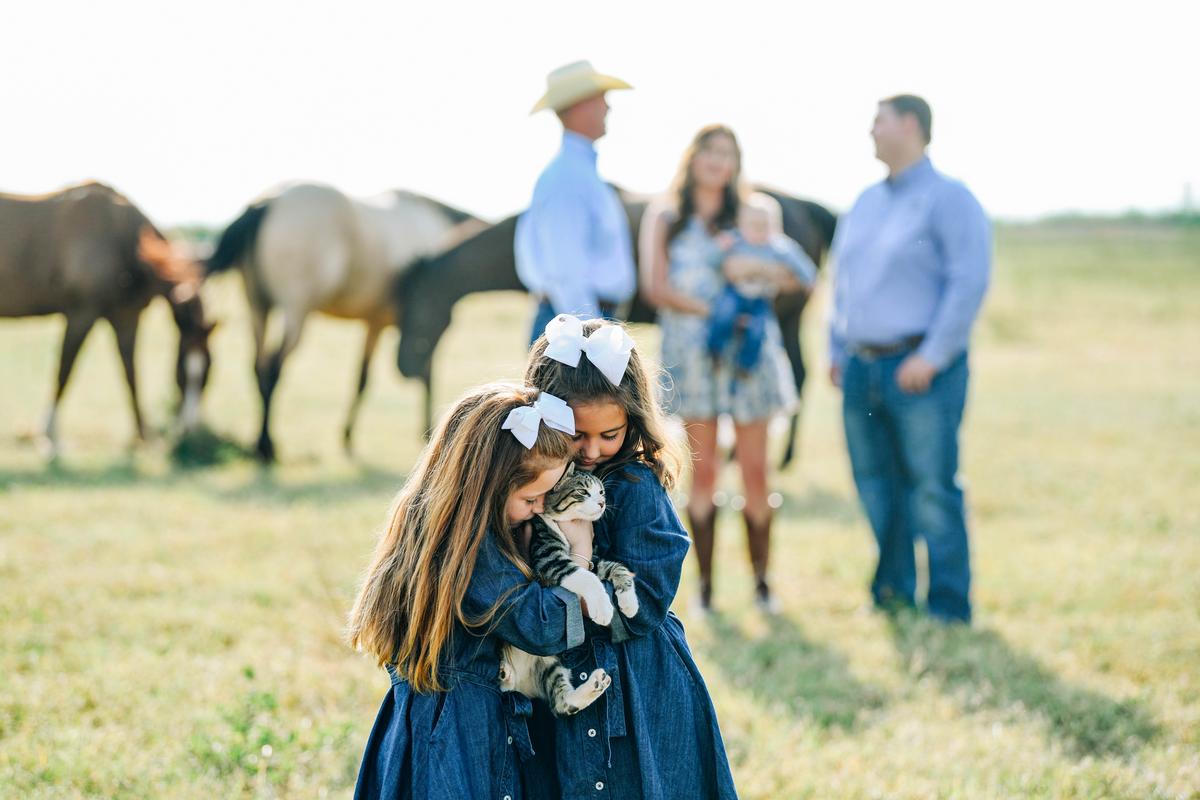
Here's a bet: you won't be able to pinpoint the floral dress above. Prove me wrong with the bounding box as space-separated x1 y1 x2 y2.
659 216 797 423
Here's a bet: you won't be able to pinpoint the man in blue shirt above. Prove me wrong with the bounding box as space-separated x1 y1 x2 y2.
829 95 992 623
515 61 638 344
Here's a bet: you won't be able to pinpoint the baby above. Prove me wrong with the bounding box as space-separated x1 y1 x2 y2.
707 195 817 376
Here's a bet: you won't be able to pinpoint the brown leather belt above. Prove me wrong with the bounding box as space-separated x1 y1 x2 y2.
852 335 925 360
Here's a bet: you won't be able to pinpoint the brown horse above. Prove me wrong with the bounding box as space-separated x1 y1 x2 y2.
395 187 836 468
0 182 215 457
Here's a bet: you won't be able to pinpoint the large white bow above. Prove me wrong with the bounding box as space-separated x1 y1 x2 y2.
543 314 635 386
501 392 576 449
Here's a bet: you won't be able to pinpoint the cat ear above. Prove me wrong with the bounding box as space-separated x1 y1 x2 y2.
565 462 576 476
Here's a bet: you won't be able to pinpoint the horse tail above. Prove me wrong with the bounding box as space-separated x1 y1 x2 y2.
205 201 269 276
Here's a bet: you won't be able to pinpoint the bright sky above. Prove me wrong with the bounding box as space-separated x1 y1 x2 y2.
3 1 1196 227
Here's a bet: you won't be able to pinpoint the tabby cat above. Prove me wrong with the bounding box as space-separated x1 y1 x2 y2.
498 464 639 716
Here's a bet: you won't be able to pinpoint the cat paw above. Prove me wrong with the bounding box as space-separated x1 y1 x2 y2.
587 592 615 626
561 668 611 715
577 668 611 699
617 589 639 618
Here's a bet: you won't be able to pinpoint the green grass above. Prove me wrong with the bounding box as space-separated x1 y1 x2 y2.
1 224 1197 799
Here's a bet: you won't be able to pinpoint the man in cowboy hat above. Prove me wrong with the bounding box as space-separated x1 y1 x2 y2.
515 60 637 344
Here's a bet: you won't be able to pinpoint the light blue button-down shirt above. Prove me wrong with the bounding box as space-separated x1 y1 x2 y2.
514 131 637 319
829 157 992 370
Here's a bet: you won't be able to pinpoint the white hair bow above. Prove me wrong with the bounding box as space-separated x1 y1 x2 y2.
501 392 576 449
543 314 635 386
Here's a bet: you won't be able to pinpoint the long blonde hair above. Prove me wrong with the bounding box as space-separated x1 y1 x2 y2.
525 319 684 490
347 383 574 691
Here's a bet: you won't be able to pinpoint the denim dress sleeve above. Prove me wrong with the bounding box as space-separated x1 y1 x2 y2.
594 464 691 638
355 528 585 800
464 528 586 655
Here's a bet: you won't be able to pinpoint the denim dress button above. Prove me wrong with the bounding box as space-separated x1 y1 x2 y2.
507 736 513 744
587 728 597 737
579 672 588 680
595 781 605 790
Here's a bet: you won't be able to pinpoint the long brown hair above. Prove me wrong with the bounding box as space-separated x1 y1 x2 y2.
525 319 684 490
666 124 748 243
347 383 574 691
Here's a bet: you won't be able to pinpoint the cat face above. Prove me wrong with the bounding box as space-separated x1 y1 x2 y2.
541 463 606 522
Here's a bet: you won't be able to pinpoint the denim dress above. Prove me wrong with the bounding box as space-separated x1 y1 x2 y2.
354 528 586 800
524 463 739 800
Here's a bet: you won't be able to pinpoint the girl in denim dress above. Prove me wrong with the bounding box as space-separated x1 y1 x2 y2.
522 316 739 800
349 383 596 800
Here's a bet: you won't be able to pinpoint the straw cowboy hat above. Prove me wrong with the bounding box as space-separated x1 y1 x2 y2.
531 60 632 114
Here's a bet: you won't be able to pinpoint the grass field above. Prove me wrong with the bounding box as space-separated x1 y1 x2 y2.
1 223 1197 799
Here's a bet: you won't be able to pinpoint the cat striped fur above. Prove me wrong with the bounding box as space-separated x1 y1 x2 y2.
499 464 639 716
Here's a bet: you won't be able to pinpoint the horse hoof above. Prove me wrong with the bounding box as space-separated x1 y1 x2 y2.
37 435 61 462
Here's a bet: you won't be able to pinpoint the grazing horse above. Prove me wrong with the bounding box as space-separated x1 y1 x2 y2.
0 181 215 456
205 183 485 461
396 187 836 468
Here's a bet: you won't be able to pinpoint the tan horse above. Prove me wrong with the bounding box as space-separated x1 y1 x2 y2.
0 181 215 457
206 183 485 461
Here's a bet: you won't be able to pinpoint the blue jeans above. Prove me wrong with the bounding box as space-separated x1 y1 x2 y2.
706 287 771 371
528 299 618 347
529 300 559 347
842 350 972 622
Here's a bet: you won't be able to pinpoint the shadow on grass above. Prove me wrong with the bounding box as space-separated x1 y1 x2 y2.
0 458 406 506
208 463 406 506
0 456 145 492
700 613 887 730
771 485 860 525
887 613 1160 759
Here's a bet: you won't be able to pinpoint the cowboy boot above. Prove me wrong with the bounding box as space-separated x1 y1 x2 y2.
687 505 717 612
744 509 778 613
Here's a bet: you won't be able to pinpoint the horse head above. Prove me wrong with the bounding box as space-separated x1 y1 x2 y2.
395 255 452 380
170 282 217 429
395 215 523 382
138 227 217 431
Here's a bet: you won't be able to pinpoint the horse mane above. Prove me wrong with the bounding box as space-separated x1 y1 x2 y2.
609 182 655 205
0 179 126 203
392 190 481 226
137 226 203 293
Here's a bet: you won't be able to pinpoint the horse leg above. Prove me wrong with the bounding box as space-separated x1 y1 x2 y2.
343 318 385 454
256 307 306 462
108 307 147 444
245 284 275 459
777 302 806 471
241 260 272 381
42 311 99 457
421 363 434 441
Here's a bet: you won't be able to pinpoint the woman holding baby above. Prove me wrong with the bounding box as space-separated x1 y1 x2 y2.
639 124 817 614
